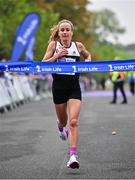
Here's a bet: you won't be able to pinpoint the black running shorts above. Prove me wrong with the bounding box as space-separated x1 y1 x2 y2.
52 87 82 104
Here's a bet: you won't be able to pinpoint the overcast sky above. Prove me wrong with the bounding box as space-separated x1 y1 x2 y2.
89 0 135 45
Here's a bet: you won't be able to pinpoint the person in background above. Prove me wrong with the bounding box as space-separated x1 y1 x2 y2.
42 19 91 169
100 76 106 90
126 71 135 95
109 71 127 104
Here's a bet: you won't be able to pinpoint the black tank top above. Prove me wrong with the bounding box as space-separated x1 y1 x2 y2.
52 41 80 89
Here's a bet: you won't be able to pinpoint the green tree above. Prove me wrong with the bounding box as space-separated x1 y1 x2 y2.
92 9 125 44
0 0 58 60
49 0 95 50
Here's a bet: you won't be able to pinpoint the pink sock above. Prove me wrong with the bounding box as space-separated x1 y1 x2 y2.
70 147 77 156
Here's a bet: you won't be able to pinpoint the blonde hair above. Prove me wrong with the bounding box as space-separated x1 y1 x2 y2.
48 19 74 43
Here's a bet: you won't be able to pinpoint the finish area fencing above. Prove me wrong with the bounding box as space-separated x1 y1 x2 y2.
0 73 52 113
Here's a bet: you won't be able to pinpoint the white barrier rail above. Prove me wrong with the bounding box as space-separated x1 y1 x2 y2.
0 74 52 113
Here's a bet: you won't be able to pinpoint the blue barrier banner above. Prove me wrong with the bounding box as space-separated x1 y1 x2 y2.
0 59 135 73
0 61 32 73
10 13 40 62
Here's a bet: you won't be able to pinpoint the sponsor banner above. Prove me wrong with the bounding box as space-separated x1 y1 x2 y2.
0 59 135 74
10 13 40 61
25 37 35 61
0 61 32 73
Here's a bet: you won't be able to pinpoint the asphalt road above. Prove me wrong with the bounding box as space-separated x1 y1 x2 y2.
0 90 135 179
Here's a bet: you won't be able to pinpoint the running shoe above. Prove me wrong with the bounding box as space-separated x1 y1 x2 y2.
67 155 80 169
58 127 68 141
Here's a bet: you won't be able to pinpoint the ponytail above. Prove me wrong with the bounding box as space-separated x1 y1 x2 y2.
48 25 59 43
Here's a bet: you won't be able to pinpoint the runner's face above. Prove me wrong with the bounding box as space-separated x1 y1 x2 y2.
58 23 73 42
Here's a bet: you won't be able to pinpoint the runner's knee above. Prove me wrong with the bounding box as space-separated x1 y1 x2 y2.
69 118 78 128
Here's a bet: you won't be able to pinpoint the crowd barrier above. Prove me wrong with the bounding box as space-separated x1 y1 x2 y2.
0 73 52 114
